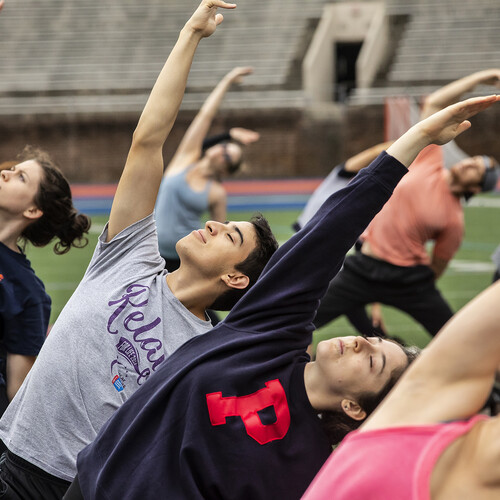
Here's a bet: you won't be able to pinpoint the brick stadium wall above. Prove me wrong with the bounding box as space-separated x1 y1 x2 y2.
0 105 498 183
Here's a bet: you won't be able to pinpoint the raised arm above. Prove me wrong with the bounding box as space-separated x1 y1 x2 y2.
227 95 499 335
107 0 236 241
387 95 499 166
165 66 253 176
344 141 394 173
421 69 500 119
365 279 500 429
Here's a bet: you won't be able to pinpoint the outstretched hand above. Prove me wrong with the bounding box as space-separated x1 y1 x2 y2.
185 0 236 39
388 94 499 167
229 127 260 145
419 94 499 145
474 69 500 88
225 66 254 84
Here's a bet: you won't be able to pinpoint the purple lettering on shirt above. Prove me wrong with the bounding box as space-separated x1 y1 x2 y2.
107 283 163 386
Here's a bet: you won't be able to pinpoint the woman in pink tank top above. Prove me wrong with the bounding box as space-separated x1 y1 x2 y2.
304 253 500 498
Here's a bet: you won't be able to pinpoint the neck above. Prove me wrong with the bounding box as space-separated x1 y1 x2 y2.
166 267 219 321
303 361 342 412
0 214 25 252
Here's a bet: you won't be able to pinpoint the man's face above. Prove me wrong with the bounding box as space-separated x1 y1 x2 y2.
176 220 257 279
314 336 408 403
450 156 486 195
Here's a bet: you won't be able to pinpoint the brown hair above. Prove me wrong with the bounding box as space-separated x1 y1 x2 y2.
318 343 421 446
18 146 91 254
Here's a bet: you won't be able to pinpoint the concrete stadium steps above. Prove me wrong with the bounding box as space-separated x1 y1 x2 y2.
0 0 332 113
386 0 500 84
0 90 307 116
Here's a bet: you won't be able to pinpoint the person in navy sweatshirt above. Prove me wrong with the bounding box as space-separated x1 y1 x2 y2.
64 2 500 499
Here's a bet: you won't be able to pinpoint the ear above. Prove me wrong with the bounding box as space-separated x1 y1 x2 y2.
221 272 250 291
340 399 367 421
23 206 43 221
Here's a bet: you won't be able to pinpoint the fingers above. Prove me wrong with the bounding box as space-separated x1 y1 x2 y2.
460 94 499 115
207 0 236 9
450 95 499 122
0 1 4 12
215 13 224 25
237 67 254 75
454 120 472 138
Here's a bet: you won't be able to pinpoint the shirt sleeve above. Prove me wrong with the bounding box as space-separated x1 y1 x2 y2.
84 214 165 281
3 300 48 356
226 152 408 334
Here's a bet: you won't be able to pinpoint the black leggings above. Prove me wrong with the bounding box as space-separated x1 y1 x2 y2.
0 451 70 500
315 253 453 337
62 475 84 500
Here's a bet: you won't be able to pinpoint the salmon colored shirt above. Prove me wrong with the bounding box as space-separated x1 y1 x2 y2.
361 145 463 267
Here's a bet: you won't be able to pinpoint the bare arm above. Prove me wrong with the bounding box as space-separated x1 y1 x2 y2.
107 0 236 241
344 141 394 173
386 95 499 168
228 127 260 145
208 182 227 222
166 66 253 176
6 353 36 401
365 279 500 430
429 255 449 279
421 69 500 119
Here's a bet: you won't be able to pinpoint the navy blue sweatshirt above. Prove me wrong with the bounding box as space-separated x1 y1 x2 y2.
0 243 50 391
77 152 408 500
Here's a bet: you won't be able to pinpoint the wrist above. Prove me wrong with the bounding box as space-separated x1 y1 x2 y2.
411 124 433 149
180 24 205 43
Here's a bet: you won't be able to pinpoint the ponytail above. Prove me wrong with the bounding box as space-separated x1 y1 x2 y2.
19 146 91 254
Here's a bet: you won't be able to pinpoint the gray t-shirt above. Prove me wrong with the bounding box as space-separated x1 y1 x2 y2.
0 214 211 481
297 164 352 230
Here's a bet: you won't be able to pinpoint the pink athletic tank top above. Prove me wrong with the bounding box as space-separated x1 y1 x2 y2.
302 415 488 500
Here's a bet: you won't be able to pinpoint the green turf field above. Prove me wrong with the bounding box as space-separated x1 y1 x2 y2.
26 196 500 349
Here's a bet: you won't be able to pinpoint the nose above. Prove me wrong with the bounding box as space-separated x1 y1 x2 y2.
0 169 10 180
352 336 372 353
205 220 224 236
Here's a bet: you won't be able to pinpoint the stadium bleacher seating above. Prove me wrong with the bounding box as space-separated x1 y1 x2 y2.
1 0 499 111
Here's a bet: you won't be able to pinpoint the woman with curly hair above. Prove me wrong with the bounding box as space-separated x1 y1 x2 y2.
0 145 90 415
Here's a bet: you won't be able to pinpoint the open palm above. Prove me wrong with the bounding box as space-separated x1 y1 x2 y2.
422 95 499 145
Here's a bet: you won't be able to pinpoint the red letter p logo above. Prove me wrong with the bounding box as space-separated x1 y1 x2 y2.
206 379 291 445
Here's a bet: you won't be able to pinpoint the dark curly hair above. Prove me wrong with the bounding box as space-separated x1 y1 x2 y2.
209 213 278 310
318 342 421 446
18 146 91 254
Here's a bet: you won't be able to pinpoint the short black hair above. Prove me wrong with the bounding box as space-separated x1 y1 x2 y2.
209 213 278 310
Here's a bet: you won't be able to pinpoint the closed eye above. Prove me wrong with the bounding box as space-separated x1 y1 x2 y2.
227 233 234 243
369 355 373 369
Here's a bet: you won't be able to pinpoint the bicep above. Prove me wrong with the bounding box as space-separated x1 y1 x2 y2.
6 353 36 401
107 146 164 241
208 185 227 222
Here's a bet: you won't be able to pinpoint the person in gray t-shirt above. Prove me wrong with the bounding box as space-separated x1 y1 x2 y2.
0 2 278 498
